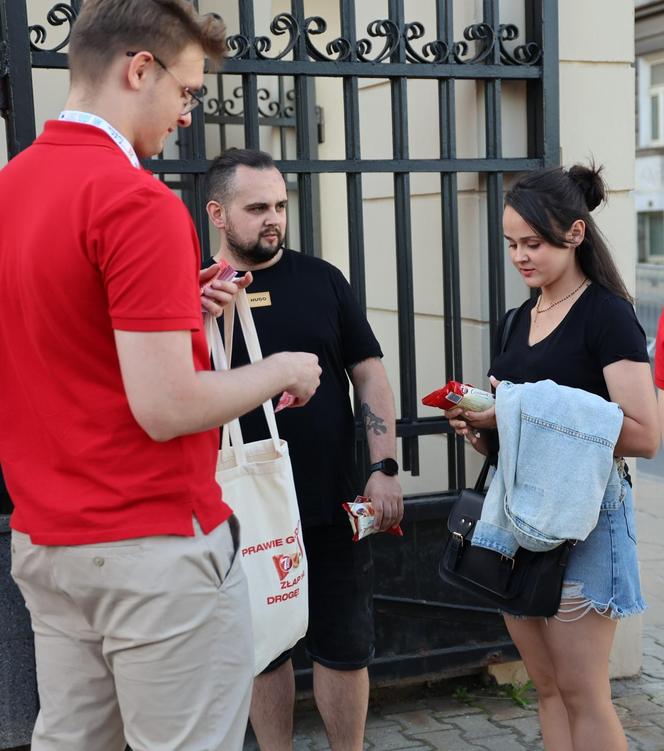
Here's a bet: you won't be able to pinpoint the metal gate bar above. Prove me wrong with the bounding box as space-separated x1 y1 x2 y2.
389 0 418 474
485 0 506 352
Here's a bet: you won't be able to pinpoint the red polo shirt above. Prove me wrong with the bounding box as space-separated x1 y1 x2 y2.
0 120 231 544
656 309 664 389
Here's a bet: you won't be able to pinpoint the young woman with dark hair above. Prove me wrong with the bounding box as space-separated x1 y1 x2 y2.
446 164 660 751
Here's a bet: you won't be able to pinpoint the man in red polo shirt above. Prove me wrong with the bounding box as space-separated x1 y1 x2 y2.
0 2 320 750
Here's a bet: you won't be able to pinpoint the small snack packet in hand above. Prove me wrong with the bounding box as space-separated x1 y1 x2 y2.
342 496 404 542
275 391 296 413
200 259 238 294
422 380 494 412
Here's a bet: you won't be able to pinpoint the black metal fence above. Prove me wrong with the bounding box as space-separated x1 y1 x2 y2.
0 0 559 690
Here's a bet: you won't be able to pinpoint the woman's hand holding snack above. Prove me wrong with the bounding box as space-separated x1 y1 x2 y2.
445 377 501 454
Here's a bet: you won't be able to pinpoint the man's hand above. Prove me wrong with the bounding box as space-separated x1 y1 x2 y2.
363 472 403 532
272 352 322 408
199 268 253 317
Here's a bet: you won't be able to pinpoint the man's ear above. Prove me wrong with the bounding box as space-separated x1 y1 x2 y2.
125 50 154 93
206 200 226 229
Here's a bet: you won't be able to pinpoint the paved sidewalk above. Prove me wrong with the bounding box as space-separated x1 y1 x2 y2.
243 625 664 750
245 470 664 751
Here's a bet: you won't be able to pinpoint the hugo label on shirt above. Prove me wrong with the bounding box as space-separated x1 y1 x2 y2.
247 291 272 308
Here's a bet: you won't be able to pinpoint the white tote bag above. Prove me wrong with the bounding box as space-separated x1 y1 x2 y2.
205 290 308 675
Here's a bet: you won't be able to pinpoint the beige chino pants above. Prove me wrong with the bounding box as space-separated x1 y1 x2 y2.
10 516 253 751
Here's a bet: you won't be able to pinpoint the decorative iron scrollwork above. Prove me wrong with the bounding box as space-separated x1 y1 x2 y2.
356 20 401 63
26 6 540 68
205 84 295 120
225 13 539 67
205 85 244 117
225 34 251 60
403 22 449 64
29 2 81 53
282 88 296 118
255 13 299 61
303 17 352 62
226 13 299 61
452 23 496 65
498 24 542 66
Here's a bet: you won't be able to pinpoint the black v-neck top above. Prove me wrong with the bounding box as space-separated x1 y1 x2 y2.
490 284 648 402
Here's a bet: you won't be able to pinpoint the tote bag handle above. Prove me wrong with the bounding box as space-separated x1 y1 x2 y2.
205 289 281 463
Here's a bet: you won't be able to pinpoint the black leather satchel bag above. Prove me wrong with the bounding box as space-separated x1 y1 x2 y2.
438 457 573 617
437 307 572 617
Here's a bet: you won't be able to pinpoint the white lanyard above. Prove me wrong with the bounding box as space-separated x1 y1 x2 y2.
58 110 141 169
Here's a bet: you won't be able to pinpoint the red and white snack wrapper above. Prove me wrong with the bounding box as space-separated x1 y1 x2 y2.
275 391 296 413
421 380 494 412
342 496 404 542
200 259 238 294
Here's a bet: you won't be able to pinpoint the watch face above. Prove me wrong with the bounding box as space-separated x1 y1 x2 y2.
379 458 399 476
384 458 399 475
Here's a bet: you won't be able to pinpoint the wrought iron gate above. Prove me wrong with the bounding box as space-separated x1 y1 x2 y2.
0 0 559 686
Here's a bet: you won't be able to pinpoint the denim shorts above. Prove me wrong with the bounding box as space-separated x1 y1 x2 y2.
506 471 646 622
262 524 375 673
556 475 646 620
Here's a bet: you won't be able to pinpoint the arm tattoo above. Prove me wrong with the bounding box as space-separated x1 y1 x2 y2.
361 402 387 436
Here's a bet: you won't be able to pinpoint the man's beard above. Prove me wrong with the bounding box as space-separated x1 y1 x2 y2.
226 223 283 266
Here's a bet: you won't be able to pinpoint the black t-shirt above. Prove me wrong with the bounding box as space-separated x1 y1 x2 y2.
490 283 648 400
211 249 383 527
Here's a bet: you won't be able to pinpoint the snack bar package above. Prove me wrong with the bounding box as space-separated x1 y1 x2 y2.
275 391 296 413
342 496 404 542
422 380 494 412
200 259 238 294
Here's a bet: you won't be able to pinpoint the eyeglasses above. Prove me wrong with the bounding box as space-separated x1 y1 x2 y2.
126 51 204 115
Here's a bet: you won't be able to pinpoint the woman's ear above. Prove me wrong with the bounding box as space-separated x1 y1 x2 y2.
569 218 586 247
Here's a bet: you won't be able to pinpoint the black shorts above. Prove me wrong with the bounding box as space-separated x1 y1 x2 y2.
262 524 375 673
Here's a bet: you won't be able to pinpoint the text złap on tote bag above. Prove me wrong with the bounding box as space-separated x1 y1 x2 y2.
205 290 308 675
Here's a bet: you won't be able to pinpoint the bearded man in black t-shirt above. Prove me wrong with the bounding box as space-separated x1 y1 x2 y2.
204 149 403 751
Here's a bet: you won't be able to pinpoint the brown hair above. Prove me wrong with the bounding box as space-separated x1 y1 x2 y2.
69 0 226 84
505 163 632 302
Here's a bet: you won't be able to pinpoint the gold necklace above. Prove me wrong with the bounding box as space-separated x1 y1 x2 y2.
536 278 589 316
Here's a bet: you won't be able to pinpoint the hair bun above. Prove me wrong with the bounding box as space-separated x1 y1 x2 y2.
567 163 606 212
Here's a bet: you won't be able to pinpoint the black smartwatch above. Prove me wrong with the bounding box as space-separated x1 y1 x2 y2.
369 458 399 476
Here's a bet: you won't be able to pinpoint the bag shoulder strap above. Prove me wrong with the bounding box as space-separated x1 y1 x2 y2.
499 307 518 355
473 307 519 492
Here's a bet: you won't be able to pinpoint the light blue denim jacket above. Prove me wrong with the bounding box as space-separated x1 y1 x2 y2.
471 380 624 557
